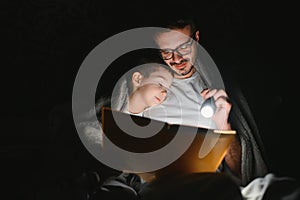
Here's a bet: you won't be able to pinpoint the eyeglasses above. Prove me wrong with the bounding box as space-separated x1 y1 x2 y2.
159 33 196 60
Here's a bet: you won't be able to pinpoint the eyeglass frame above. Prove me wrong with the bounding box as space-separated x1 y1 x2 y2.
158 32 197 60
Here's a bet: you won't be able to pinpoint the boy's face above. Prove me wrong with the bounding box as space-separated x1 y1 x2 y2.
155 25 199 79
137 67 173 107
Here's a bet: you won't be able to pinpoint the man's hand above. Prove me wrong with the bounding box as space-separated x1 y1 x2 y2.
201 88 241 178
201 89 232 130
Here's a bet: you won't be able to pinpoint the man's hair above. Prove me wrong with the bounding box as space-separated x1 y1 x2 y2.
152 14 197 34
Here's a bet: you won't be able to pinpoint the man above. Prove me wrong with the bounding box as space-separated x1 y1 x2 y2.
141 15 268 186
85 15 300 200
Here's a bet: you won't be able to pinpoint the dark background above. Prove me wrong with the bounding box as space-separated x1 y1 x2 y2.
2 0 298 199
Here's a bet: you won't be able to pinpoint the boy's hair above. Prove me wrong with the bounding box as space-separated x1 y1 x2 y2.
134 62 173 78
134 55 173 76
126 62 173 94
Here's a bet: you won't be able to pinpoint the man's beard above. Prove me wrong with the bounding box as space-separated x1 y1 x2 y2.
171 59 194 77
176 65 194 76
173 64 195 77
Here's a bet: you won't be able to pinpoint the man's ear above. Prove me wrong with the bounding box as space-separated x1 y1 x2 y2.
195 30 200 42
132 72 143 87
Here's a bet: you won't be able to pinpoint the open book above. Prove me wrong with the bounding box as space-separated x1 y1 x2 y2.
101 107 236 182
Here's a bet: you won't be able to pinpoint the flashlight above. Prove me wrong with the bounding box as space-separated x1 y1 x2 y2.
200 97 216 118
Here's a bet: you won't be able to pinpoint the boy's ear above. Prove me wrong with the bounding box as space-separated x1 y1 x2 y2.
195 30 200 42
132 72 143 87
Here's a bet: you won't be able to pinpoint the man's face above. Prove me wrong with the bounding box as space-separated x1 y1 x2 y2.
155 25 199 79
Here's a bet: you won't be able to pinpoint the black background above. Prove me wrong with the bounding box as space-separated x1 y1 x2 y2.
1 0 298 199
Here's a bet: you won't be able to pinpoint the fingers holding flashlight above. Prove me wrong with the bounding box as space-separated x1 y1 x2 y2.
200 88 232 130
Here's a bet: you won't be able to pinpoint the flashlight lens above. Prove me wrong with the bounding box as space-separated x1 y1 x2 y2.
200 97 216 118
201 106 214 118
